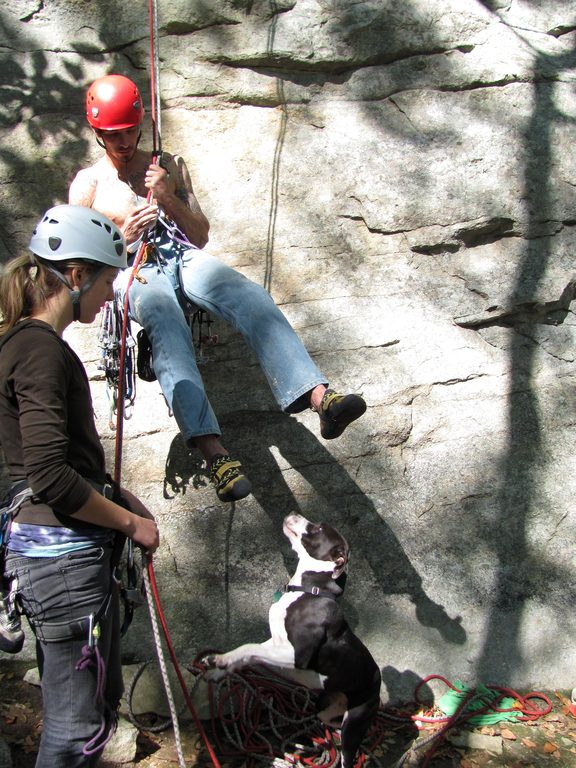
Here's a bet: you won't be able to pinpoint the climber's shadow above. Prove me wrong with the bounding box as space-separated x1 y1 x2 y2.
163 434 209 499
164 411 466 646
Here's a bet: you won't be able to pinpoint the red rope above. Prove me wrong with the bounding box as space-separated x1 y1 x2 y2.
108 4 222 768
413 674 552 723
405 674 554 767
113 0 161 481
148 0 161 157
146 557 223 768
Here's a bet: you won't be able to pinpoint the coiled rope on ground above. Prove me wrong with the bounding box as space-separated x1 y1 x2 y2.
126 656 554 768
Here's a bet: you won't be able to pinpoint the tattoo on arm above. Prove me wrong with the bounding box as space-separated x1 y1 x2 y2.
176 186 190 205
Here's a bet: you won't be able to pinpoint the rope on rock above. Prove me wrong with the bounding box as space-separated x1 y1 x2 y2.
107 0 197 763
187 667 553 768
142 558 187 768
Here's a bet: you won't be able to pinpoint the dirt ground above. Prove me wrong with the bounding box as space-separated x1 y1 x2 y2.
2 659 576 768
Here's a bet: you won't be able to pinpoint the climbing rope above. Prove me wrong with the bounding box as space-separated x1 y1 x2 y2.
103 0 201 763
148 0 162 158
391 674 553 768
118 666 549 768
142 557 187 768
145 559 223 768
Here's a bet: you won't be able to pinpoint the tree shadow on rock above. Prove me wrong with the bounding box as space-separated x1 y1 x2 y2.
163 411 466 647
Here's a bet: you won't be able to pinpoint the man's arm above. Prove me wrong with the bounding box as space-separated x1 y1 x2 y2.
68 168 97 207
69 163 160 246
146 153 210 249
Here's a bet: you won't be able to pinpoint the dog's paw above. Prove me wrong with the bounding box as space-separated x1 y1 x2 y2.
202 652 236 681
204 666 228 682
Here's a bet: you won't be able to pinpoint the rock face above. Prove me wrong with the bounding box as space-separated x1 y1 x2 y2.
1 1 576 702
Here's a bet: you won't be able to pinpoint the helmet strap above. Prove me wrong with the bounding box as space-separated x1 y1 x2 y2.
70 290 82 321
42 261 103 322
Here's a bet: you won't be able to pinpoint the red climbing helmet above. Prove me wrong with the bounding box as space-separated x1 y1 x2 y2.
86 74 145 131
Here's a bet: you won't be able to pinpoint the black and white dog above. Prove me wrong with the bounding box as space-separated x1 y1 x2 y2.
208 513 382 768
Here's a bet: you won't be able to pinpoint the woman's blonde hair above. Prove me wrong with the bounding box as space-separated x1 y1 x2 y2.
0 255 97 336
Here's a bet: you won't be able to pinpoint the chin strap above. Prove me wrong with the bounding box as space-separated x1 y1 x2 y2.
31 255 102 322
70 290 82 320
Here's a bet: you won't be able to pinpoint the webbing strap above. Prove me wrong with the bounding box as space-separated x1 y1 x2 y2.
0 485 35 551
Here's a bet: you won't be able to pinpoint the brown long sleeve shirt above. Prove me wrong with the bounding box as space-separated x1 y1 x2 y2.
0 319 107 526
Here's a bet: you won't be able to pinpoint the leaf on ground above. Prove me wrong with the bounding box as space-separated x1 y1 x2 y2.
543 741 559 754
521 737 537 748
555 691 571 707
544 714 563 723
500 727 517 741
2 716 16 725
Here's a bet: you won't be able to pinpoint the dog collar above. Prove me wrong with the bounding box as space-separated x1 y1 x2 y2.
273 584 340 602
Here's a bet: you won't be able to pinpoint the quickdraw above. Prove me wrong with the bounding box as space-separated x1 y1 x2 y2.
98 295 136 430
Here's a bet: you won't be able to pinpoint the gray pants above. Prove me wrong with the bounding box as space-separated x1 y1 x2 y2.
5 544 122 767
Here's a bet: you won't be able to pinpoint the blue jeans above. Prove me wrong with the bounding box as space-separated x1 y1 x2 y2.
5 545 122 768
116 239 327 441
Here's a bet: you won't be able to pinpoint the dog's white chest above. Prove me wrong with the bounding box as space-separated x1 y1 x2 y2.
268 593 299 645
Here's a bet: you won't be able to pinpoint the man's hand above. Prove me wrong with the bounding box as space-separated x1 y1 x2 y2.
145 163 173 204
122 202 159 244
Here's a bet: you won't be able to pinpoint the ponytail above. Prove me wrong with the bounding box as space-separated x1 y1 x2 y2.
0 255 95 336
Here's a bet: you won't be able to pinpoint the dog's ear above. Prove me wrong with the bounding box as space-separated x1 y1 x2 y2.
331 546 349 579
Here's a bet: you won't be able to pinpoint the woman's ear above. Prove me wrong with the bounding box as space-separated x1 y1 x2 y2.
68 266 86 290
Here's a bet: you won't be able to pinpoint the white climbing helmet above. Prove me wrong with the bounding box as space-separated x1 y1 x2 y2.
29 204 127 269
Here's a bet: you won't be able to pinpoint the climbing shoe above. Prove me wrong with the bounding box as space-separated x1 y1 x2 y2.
318 389 367 439
0 581 24 654
209 455 252 503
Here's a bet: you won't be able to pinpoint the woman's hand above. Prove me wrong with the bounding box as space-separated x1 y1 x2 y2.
74 488 160 554
129 514 160 554
120 487 160 553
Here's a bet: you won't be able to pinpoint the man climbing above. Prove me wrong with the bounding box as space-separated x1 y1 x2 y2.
69 74 367 504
